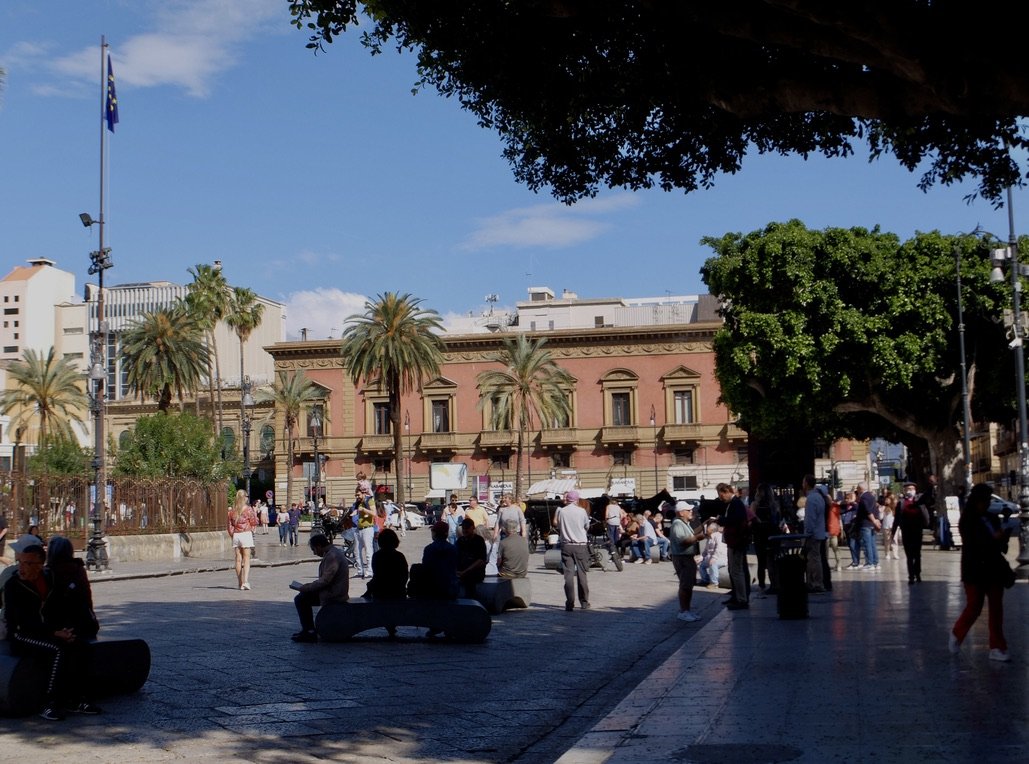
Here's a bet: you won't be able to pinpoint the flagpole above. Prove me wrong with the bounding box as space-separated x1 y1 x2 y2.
86 35 111 572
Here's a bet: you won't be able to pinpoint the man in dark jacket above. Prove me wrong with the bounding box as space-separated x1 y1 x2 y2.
716 482 751 610
3 544 101 720
289 533 350 643
455 518 488 598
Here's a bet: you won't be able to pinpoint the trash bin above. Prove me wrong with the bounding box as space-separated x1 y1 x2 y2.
770 534 810 620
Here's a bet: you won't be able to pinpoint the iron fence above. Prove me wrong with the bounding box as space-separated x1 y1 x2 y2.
0 473 229 547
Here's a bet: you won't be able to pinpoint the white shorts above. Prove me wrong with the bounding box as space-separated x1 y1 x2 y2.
232 531 254 549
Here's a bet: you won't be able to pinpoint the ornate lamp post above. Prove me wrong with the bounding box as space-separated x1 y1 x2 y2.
986 192 1029 576
309 407 323 537
83 227 112 572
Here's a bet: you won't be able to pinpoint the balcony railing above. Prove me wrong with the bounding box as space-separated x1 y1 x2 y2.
539 428 578 448
599 425 641 445
479 430 515 449
662 423 704 442
724 423 747 440
419 432 459 451
359 434 394 453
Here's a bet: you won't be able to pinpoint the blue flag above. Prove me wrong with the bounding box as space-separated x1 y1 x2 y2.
106 54 119 132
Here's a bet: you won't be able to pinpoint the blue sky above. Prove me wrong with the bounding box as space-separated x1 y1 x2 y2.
2 0 1026 339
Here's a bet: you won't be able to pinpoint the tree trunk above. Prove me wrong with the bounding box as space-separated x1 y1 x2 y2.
285 421 294 508
211 329 223 437
515 421 526 501
747 429 815 504
390 383 404 506
923 427 964 500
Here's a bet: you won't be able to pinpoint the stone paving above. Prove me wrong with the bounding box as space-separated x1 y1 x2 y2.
0 531 1024 763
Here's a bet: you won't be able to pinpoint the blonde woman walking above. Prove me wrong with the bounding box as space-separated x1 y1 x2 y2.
228 489 258 590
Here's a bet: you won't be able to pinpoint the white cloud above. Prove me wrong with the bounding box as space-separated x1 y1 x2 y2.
22 0 284 98
284 288 368 341
461 193 642 251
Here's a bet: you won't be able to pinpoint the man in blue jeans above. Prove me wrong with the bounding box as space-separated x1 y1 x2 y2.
856 481 880 570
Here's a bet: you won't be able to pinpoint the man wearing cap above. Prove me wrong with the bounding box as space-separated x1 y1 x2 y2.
893 481 930 583
669 501 706 622
555 490 591 611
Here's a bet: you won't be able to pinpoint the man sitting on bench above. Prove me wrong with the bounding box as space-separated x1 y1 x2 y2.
289 533 349 643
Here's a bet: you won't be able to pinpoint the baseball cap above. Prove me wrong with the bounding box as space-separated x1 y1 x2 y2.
565 490 580 503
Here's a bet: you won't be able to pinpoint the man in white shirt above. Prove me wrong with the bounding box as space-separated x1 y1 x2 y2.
555 490 591 611
603 495 625 547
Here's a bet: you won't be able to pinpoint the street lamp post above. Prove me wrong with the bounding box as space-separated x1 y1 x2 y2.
241 377 255 501
84 237 112 572
309 407 323 537
650 405 659 494
954 242 974 493
987 189 1029 576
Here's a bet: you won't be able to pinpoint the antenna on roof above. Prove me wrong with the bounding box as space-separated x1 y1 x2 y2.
485 293 499 315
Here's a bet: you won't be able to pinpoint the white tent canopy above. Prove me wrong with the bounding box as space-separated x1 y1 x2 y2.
525 478 578 497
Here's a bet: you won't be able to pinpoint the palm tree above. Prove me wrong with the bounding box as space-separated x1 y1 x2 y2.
477 335 574 499
340 293 444 505
0 347 89 447
120 303 210 412
185 263 231 431
257 370 322 506
225 286 266 396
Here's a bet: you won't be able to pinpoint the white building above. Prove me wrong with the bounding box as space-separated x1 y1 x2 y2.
0 258 78 361
0 257 286 459
443 286 716 334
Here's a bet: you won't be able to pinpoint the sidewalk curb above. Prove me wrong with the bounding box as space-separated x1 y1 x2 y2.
87 555 320 584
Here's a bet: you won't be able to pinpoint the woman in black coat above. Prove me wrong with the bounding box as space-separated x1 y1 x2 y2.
949 483 1015 662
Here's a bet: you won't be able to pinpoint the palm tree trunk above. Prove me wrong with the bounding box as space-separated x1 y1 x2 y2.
390 376 404 506
515 426 525 501
205 354 215 421
285 421 294 507
211 329 223 437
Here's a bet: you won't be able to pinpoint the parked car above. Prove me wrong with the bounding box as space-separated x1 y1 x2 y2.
990 494 1019 516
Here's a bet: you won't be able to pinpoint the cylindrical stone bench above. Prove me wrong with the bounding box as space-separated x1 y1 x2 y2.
474 577 532 614
314 598 491 643
0 638 151 716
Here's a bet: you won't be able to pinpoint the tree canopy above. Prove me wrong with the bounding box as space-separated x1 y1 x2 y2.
340 292 444 505
113 412 238 482
477 334 574 498
120 304 210 412
289 1 1029 204
257 370 323 505
700 220 1017 490
0 347 88 446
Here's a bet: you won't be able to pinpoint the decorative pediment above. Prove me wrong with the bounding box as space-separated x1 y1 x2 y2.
423 375 459 391
660 365 702 383
599 368 639 383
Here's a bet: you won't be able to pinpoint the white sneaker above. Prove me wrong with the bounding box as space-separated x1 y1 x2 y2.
633 558 644 564
948 633 961 654
677 611 700 622
989 649 1011 662
644 559 653 565
241 582 251 591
